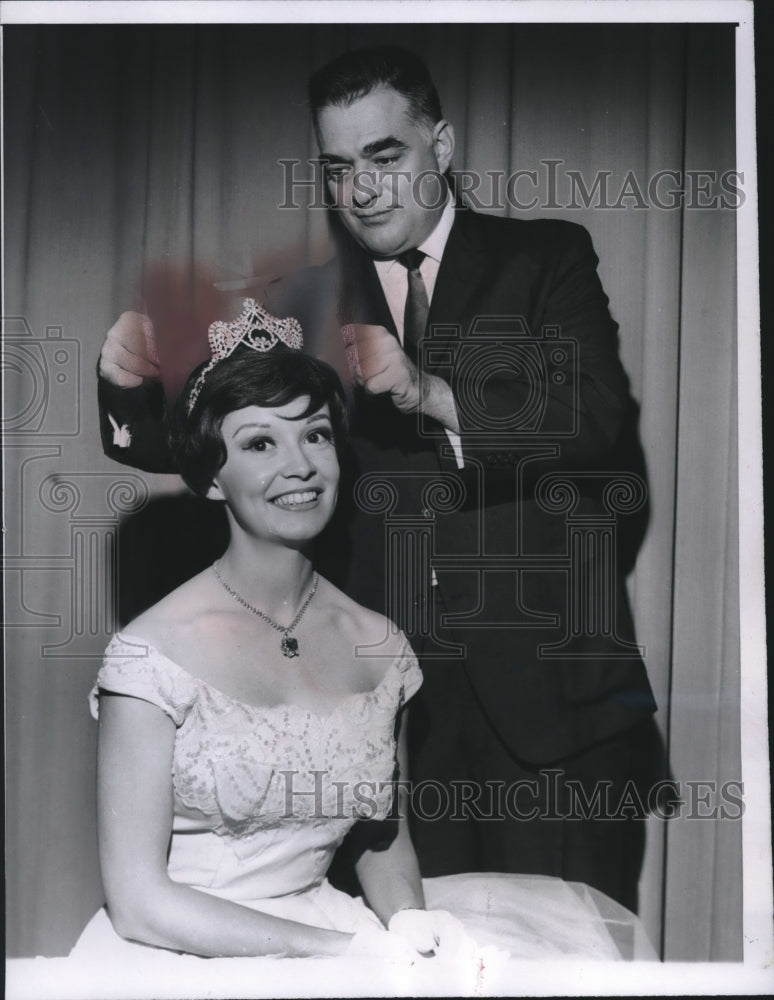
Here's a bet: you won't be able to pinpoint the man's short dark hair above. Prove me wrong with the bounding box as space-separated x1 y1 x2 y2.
308 46 443 130
173 345 348 498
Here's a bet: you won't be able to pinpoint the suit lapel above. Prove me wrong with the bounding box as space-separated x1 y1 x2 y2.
424 209 489 372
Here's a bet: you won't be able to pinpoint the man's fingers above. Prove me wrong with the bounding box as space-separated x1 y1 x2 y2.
357 341 407 382
348 325 420 411
98 343 160 382
351 323 416 389
359 357 392 383
99 311 160 385
114 341 162 378
98 359 145 389
352 323 394 348
355 324 400 356
353 324 400 360
362 370 398 396
108 311 157 358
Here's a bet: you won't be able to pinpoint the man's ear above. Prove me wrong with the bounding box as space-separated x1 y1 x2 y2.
432 120 455 174
206 480 226 502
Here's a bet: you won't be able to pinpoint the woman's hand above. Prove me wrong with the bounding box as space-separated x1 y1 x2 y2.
345 923 418 961
387 908 469 956
347 908 495 966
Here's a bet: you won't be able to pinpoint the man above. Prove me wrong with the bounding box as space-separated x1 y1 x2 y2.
98 46 656 910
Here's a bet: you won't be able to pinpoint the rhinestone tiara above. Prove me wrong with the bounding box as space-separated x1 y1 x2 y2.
186 298 303 414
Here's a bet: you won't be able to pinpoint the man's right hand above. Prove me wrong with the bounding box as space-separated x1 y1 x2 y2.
98 311 161 388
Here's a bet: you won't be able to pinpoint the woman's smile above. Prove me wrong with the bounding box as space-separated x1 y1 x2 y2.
270 488 324 510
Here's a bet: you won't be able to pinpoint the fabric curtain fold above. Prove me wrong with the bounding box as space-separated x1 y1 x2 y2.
4 22 741 961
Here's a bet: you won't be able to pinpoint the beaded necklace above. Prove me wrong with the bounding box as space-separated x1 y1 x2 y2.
212 561 318 659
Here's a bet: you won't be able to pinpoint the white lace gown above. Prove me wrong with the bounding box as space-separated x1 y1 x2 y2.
69 632 656 977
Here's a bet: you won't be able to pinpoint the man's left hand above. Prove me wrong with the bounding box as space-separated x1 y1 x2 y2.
352 324 421 411
350 324 460 432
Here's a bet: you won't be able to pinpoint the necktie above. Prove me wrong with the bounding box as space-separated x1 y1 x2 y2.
398 249 429 364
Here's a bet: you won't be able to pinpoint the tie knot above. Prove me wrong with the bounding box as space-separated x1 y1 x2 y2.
398 249 426 273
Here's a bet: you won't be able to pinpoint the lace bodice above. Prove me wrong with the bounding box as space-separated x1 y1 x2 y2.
90 632 422 902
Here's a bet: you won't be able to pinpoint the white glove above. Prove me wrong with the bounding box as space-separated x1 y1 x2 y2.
387 908 469 957
345 922 417 962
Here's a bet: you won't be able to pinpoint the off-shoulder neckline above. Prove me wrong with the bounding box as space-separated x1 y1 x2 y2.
105 630 416 720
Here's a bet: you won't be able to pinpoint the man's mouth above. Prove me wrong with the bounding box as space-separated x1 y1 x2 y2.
270 489 322 509
354 209 394 225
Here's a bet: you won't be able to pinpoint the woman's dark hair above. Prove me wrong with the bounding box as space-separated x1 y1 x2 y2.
173 345 348 499
308 46 443 131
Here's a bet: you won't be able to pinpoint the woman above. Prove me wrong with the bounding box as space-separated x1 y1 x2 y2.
73 302 653 967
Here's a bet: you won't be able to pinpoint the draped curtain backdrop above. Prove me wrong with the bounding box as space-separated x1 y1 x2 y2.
4 23 740 961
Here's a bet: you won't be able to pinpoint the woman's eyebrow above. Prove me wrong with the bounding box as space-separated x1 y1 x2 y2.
231 412 330 438
231 421 271 437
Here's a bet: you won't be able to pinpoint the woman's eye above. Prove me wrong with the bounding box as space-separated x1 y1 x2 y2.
244 437 272 452
306 428 333 446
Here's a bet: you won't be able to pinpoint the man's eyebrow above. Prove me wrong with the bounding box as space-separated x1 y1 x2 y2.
319 136 408 163
319 153 353 165
362 136 408 157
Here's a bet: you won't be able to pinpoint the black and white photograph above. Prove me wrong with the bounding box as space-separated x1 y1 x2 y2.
3 1 770 996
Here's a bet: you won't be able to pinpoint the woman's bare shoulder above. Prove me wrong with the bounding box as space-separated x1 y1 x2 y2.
317 577 407 658
122 569 216 650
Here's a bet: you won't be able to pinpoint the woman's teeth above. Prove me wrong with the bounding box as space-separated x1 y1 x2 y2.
272 491 318 508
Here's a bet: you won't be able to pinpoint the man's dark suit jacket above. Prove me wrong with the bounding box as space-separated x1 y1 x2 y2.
99 207 657 766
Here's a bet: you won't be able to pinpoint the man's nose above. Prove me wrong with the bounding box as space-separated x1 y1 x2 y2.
351 168 380 208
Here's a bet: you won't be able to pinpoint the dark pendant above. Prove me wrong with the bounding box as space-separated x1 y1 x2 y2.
281 635 299 658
